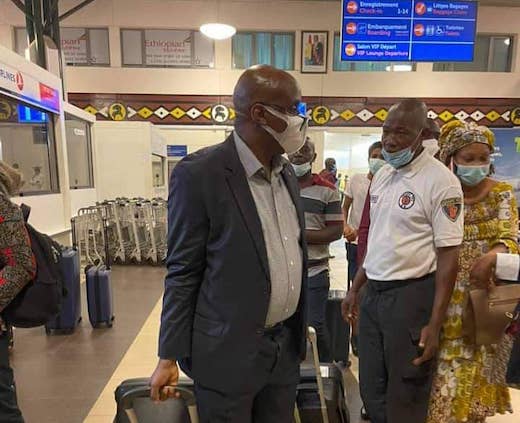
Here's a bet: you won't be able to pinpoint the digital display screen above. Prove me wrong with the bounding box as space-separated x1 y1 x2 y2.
340 1 478 62
17 105 48 124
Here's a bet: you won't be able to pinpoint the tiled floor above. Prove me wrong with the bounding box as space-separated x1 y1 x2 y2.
10 265 166 423
10 241 520 422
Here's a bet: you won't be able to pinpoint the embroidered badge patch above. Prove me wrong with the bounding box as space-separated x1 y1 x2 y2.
398 192 415 210
441 197 463 222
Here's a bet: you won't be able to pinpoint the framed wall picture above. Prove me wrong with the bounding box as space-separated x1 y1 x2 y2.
301 31 328 73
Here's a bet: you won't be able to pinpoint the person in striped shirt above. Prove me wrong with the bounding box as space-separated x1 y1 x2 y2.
289 139 343 361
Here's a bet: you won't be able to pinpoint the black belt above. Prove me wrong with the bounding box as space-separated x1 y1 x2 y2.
368 272 436 292
308 258 329 267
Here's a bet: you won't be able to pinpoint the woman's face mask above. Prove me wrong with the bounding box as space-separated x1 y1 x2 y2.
455 163 490 187
452 142 492 187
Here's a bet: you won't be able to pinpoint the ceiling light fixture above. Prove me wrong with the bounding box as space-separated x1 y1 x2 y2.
200 23 236 40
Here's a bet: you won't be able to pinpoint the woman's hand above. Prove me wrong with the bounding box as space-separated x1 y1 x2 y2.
469 252 497 289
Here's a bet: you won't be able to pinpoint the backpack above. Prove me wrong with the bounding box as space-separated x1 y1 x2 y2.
2 204 65 328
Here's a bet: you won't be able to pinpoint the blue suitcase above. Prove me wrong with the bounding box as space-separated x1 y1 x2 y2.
86 264 114 328
86 218 115 328
45 247 82 334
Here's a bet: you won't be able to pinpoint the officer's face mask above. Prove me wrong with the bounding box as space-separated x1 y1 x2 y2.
454 162 490 187
261 105 309 155
382 131 422 169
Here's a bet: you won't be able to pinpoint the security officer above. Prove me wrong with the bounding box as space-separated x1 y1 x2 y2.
342 99 464 423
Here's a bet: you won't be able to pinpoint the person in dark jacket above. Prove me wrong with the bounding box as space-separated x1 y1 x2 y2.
150 65 309 423
0 161 36 423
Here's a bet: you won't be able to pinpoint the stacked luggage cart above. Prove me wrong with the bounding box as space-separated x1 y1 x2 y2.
72 198 167 268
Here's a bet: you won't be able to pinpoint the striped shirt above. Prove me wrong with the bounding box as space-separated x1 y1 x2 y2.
234 133 303 327
301 175 343 277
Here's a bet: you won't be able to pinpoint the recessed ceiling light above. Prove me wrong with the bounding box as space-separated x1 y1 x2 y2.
200 23 236 40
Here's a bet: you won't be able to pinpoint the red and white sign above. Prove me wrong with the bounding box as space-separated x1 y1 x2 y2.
347 1 358 14
144 30 192 66
15 72 24 90
39 83 60 112
414 24 425 37
0 60 60 114
60 28 88 64
415 2 426 15
346 22 357 35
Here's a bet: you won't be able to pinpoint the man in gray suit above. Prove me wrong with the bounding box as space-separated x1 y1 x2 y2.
150 65 309 423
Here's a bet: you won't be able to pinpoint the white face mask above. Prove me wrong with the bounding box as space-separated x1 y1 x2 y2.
423 138 440 156
261 106 308 155
291 162 312 177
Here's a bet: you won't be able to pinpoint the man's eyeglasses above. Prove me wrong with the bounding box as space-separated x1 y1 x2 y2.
261 102 307 118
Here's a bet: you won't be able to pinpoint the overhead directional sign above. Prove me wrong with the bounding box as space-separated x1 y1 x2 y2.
341 0 478 62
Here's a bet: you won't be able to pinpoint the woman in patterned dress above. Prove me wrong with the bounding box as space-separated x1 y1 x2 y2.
427 121 518 422
0 161 35 422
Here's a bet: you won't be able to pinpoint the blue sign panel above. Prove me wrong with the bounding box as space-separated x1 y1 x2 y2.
17 104 48 124
341 0 478 62
492 128 520 203
167 145 188 157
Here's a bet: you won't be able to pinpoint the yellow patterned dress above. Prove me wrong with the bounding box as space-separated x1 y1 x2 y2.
428 182 519 423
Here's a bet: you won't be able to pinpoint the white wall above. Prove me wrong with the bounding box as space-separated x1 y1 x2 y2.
12 194 66 235
93 121 157 200
158 126 327 172
70 188 97 216
1 0 519 98
160 127 228 154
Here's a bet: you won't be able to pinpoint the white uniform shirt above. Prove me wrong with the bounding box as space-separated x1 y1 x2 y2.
345 173 371 244
363 150 464 281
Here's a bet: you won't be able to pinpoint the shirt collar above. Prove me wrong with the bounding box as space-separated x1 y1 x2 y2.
396 148 429 179
234 131 285 179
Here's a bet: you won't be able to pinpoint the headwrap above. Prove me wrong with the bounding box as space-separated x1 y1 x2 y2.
0 161 23 197
438 120 495 164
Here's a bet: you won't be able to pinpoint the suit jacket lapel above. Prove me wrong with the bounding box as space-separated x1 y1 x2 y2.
223 137 270 278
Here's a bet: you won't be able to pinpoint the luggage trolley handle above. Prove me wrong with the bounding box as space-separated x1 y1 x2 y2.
102 217 111 270
71 217 78 249
121 385 198 423
308 326 330 423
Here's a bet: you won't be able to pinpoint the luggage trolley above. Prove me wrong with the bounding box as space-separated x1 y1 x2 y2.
151 199 167 263
116 200 139 264
78 207 106 267
132 201 158 264
98 200 126 264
